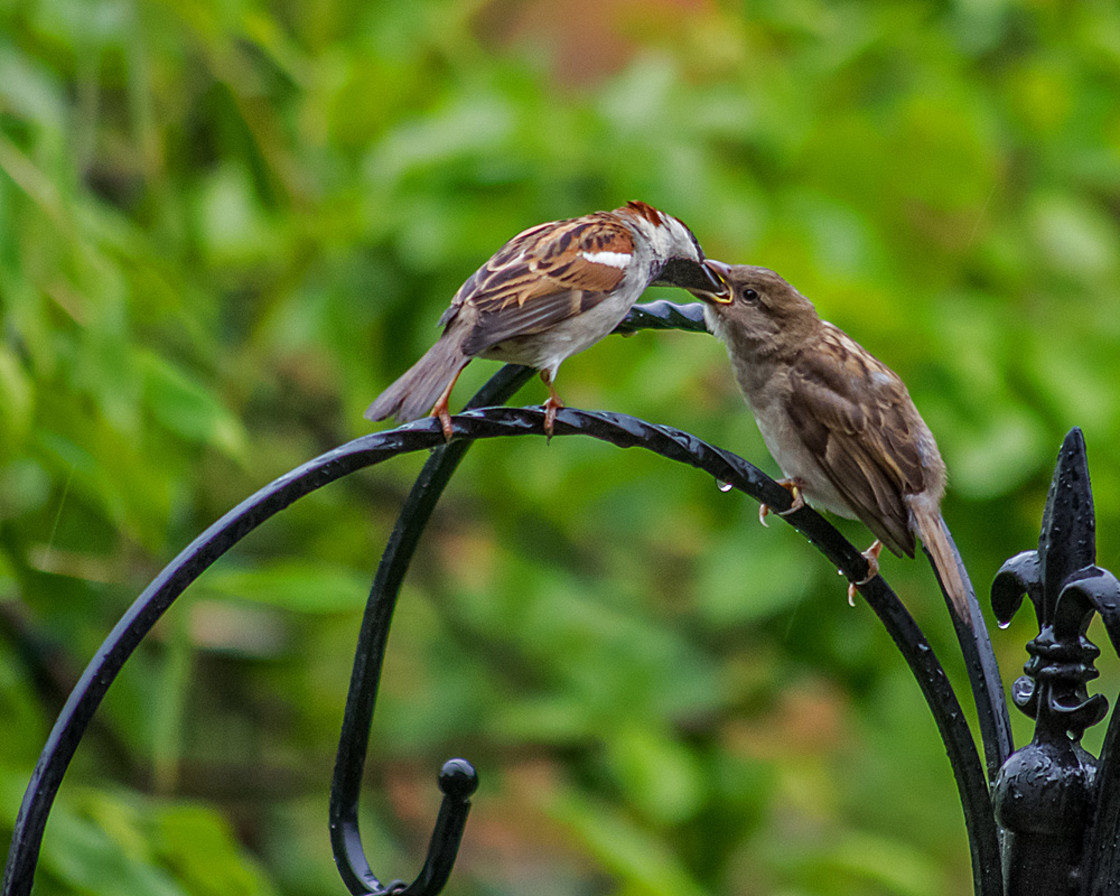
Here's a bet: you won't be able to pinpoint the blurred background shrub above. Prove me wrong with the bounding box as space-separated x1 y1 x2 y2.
2 0 1120 893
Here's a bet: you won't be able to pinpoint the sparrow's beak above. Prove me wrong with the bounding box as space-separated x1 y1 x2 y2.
655 257 731 302
688 258 733 304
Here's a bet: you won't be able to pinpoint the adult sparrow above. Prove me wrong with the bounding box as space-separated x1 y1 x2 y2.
700 262 970 621
365 201 730 439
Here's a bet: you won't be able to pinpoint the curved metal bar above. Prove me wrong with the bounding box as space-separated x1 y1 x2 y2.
611 298 709 333
1054 567 1120 658
398 759 479 896
2 302 1000 895
330 300 713 893
625 303 1011 782
2 403 1000 896
992 551 1044 628
2 429 414 896
329 363 534 895
327 297 713 891
855 576 1003 895
3 299 689 896
771 505 1002 894
328 400 1002 894
924 529 1013 781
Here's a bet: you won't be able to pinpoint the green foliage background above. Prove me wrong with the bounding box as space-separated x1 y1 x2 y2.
3 0 1120 893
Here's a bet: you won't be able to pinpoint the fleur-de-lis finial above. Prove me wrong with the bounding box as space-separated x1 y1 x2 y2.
990 428 1120 896
991 427 1114 739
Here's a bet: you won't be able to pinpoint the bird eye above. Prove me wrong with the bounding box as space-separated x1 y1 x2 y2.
742 288 760 303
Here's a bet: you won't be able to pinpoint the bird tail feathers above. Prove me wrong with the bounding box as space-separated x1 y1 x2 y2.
364 336 469 423
910 498 976 629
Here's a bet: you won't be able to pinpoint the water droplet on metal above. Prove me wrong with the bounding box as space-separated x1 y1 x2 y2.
998 619 1012 630
716 479 734 493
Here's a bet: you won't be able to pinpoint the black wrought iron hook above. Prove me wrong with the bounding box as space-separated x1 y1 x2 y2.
327 301 711 894
329 363 534 896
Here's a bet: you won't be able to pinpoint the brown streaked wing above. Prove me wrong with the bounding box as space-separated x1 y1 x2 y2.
437 221 557 329
458 215 637 355
785 326 925 556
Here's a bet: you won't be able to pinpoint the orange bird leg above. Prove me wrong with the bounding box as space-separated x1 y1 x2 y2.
540 371 565 440
847 539 884 605
429 370 463 443
759 478 806 527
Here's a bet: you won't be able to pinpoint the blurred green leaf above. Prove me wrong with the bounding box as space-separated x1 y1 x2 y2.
0 347 34 450
605 723 707 826
153 803 277 896
196 560 368 614
548 785 709 896
139 350 248 458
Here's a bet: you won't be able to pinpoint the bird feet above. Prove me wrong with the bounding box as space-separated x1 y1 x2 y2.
846 539 883 606
759 478 806 526
434 407 454 443
541 372 564 441
542 396 564 441
428 372 463 443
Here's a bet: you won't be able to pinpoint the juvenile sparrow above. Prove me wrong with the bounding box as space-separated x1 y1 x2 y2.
365 201 730 438
700 262 970 621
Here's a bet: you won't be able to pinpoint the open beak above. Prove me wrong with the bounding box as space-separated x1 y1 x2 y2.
654 257 731 302
688 258 732 304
